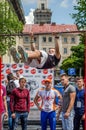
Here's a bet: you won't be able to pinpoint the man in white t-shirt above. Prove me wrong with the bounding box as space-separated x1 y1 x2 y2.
34 78 62 130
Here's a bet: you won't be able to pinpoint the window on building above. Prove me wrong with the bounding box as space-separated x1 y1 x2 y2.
34 37 37 42
24 36 29 43
71 37 75 43
64 38 67 43
64 48 67 54
48 37 52 42
43 48 46 51
25 48 29 50
41 3 45 10
42 37 46 42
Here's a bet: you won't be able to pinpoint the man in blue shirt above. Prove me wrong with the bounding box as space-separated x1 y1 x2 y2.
74 77 85 130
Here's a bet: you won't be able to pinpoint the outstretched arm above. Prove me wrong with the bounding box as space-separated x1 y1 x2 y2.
30 33 36 51
55 37 61 59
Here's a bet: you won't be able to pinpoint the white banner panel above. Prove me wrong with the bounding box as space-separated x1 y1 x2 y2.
1 63 54 109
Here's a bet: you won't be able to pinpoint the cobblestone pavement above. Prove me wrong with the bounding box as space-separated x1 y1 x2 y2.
4 125 41 130
4 125 62 130
3 109 82 130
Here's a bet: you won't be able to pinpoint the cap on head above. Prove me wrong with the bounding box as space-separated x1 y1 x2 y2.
44 78 52 83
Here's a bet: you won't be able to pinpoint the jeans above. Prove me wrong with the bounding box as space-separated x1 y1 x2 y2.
62 111 74 130
13 111 28 130
7 101 13 130
73 114 85 130
41 111 56 130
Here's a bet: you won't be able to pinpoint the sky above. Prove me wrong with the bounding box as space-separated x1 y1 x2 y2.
21 0 77 24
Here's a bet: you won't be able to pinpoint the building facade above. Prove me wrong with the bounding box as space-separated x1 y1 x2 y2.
3 23 80 67
2 0 80 70
22 24 79 67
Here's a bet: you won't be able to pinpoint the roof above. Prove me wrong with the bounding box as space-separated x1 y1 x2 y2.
23 24 78 34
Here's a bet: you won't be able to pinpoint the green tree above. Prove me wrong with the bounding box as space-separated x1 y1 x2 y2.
60 0 86 76
72 0 86 29
0 1 23 56
60 42 84 76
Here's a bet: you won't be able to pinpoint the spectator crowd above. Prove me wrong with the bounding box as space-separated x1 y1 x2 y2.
0 70 85 130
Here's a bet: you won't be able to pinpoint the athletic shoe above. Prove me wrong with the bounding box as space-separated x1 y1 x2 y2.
18 46 28 63
10 47 20 63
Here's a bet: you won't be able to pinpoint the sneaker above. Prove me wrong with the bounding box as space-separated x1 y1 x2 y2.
18 46 28 63
10 47 20 63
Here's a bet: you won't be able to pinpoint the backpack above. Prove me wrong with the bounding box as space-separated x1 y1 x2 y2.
6 80 16 96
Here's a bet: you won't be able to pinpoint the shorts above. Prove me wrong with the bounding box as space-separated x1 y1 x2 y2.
29 50 48 68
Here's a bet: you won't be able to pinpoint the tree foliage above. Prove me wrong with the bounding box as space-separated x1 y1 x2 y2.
0 1 23 56
60 43 84 75
60 0 86 76
71 0 86 29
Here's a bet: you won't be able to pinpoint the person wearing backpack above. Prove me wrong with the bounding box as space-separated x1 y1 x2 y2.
6 73 16 130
